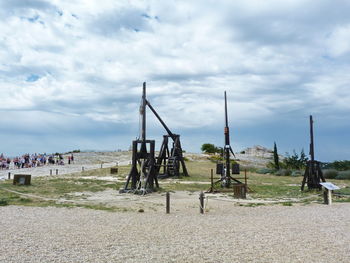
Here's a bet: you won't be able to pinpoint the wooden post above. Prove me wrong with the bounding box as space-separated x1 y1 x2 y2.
327 189 332 205
199 192 204 214
101 163 103 169
210 169 214 192
323 189 332 205
82 167 84 172
56 169 58 175
244 169 247 186
8 172 11 180
166 192 170 214
50 169 52 176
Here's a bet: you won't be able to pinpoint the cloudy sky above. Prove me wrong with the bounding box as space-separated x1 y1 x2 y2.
0 0 350 161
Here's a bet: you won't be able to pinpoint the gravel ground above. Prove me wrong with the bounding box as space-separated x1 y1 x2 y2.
1 202 349 263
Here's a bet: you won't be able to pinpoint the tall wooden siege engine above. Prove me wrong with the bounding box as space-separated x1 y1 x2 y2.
121 82 188 194
209 91 243 192
301 115 326 190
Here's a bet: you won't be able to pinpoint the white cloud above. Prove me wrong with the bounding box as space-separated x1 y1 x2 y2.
326 24 350 57
0 0 350 158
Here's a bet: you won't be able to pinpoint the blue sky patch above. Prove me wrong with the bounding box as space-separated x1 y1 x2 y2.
26 74 40 82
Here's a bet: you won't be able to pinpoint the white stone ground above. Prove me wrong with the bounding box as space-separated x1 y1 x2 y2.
0 202 349 263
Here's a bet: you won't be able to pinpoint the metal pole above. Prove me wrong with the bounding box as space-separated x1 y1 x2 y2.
199 192 204 214
166 192 170 214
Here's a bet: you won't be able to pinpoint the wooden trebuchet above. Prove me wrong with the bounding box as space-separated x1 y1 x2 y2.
301 115 326 191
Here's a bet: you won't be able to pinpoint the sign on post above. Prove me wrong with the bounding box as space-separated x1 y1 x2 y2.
320 182 339 205
320 182 340 190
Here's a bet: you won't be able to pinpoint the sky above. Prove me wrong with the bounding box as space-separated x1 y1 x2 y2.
0 0 350 161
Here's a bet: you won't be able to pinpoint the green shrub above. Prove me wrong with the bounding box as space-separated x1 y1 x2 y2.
266 162 275 169
256 168 275 174
291 170 302 177
275 169 292 176
323 169 339 179
207 155 223 163
335 170 350 180
325 160 350 171
0 199 8 206
282 150 308 170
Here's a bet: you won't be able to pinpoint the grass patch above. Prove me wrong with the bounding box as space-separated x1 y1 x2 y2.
1 160 349 211
243 203 265 207
0 170 125 210
334 197 350 203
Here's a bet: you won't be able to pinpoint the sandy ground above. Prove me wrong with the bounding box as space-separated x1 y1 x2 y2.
0 197 349 263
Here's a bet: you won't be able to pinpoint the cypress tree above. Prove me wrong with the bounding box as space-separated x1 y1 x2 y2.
273 142 280 170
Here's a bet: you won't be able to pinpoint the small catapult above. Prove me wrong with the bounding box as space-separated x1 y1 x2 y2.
208 91 246 197
120 82 188 194
301 115 326 191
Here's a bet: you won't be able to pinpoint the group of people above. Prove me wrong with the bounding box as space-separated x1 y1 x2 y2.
0 153 74 170
0 154 11 169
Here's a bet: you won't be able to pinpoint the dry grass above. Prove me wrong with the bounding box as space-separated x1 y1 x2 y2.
1 159 349 210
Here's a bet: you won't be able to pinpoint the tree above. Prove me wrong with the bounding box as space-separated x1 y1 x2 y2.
201 143 221 154
201 143 217 154
273 142 280 170
283 149 308 170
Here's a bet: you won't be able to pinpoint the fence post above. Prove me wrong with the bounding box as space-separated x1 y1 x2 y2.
166 192 170 214
8 172 11 180
199 192 204 214
56 169 58 175
245 169 248 192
